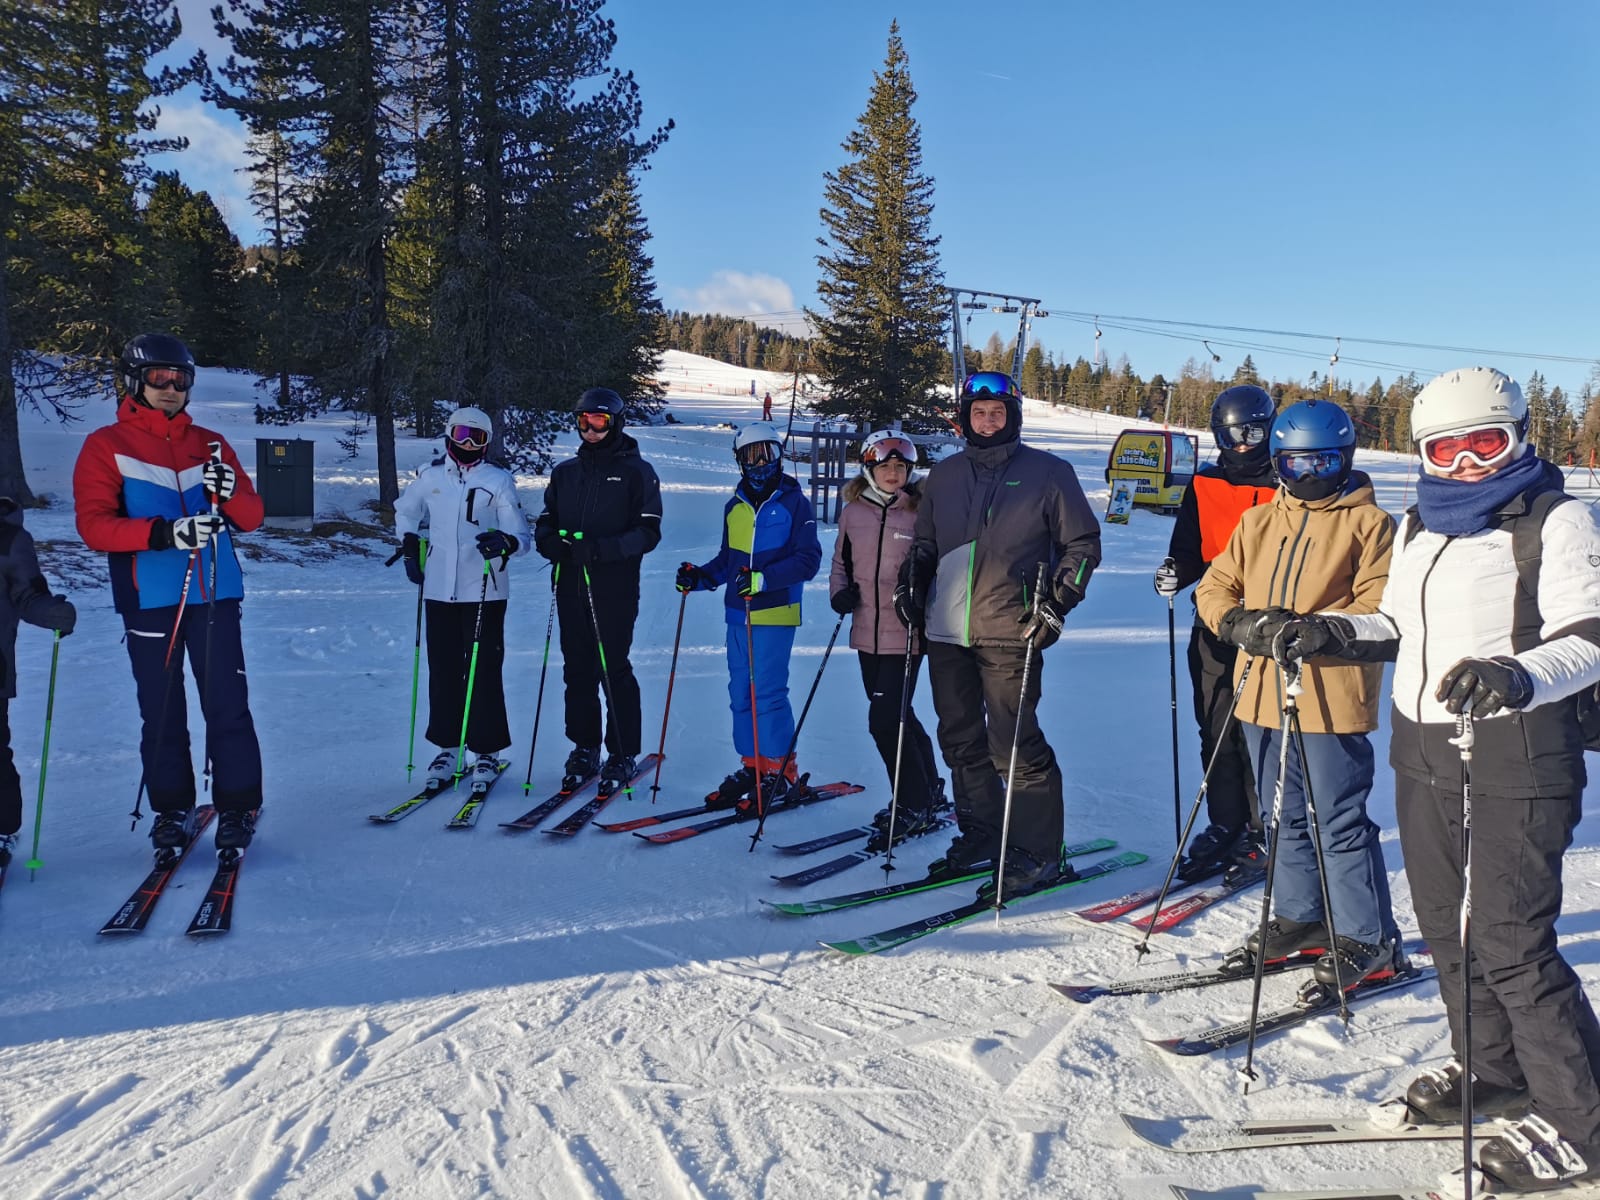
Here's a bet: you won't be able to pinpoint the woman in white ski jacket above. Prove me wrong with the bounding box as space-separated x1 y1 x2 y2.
1279 368 1600 1193
394 407 532 789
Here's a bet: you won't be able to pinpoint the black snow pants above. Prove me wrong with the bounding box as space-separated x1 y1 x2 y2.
1396 772 1600 1146
0 699 18 835
556 567 642 757
856 651 943 813
926 640 1063 861
424 599 510 755
1188 618 1258 831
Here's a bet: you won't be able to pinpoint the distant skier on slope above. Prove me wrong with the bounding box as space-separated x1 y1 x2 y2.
676 422 821 807
73 333 265 853
828 429 946 850
1155 384 1279 883
1194 398 1399 988
394 407 531 791
533 388 663 795
895 371 1100 901
1281 368 1600 1192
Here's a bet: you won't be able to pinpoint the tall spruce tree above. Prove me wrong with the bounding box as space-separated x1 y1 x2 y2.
810 21 945 430
141 171 247 365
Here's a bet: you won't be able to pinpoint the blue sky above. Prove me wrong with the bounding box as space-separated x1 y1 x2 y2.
156 1 1597 395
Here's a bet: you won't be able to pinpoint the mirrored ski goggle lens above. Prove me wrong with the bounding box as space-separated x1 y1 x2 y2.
1220 421 1268 448
1275 450 1345 481
738 441 779 467
576 412 614 433
1422 426 1513 471
962 371 1019 399
142 365 194 391
863 437 916 466
448 424 490 448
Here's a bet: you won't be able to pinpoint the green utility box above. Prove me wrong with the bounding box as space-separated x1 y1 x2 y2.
255 438 314 530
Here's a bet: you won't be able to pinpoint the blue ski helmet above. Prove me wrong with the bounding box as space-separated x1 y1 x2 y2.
1269 400 1356 501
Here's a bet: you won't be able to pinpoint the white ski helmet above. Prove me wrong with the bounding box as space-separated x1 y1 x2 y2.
860 428 917 470
445 405 493 465
447 405 492 435
1410 367 1528 476
733 421 783 487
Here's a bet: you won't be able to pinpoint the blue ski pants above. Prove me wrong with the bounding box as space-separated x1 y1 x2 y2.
726 623 795 760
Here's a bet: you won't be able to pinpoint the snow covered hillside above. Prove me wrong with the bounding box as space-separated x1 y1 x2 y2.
3 350 1599 1199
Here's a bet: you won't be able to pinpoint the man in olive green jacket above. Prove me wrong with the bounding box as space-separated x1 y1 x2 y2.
1195 399 1399 992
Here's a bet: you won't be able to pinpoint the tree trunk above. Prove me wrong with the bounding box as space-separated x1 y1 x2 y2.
0 238 35 506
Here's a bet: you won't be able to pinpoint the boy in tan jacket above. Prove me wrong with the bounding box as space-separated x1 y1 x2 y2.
1195 399 1400 991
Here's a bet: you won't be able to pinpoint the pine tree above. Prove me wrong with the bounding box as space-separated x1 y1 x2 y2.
810 21 945 430
140 172 247 365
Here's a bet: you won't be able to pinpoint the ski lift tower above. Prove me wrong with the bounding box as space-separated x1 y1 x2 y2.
948 287 1047 394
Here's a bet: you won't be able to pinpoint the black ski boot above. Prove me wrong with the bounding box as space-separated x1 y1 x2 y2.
1176 822 1248 883
150 809 193 852
707 764 756 810
562 746 601 793
1312 934 1397 989
1477 1114 1600 1192
978 845 1073 905
927 825 1001 880
1402 1060 1529 1125
215 809 256 852
1222 829 1268 887
1221 915 1330 974
598 754 637 797
865 807 941 854
0 831 16 868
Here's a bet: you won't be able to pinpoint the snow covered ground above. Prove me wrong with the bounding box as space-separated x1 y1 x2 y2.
3 349 1599 1199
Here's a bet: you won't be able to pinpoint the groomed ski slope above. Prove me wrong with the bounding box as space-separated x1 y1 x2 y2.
2 350 1598 1199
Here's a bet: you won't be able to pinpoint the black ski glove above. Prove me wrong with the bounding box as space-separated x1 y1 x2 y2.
675 561 707 593
830 582 861 615
1273 614 1356 663
1153 557 1181 598
1436 656 1535 717
52 596 76 637
1218 606 1295 657
1018 595 1065 650
476 529 518 562
535 529 567 563
894 547 934 631
400 533 426 585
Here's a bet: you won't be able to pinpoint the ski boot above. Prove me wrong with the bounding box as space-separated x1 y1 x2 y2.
1220 915 1329 975
1312 934 1398 989
752 756 803 807
978 844 1073 905
0 831 15 868
866 806 941 854
215 808 256 853
927 825 1001 881
1176 822 1248 883
1401 1060 1529 1126
598 754 638 797
470 753 502 794
424 747 458 789
707 760 758 810
561 746 601 793
1477 1114 1600 1192
150 809 194 859
1222 828 1268 887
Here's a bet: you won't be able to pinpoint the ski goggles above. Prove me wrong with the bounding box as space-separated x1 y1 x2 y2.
862 436 916 466
576 411 615 433
1274 449 1345 482
962 371 1020 399
737 441 779 467
448 424 491 449
140 365 194 392
1217 420 1268 449
1420 424 1516 472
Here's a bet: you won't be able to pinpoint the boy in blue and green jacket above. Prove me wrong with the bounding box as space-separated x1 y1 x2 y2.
676 423 822 806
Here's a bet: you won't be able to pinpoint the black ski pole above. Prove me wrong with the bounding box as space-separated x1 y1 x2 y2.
1168 595 1181 847
1133 655 1257 961
649 590 687 801
1449 709 1476 1197
453 558 493 783
751 607 845 850
1287 691 1350 1025
993 563 1047 911
578 552 622 784
405 538 428 780
200 441 223 794
880 634 919 877
521 563 560 794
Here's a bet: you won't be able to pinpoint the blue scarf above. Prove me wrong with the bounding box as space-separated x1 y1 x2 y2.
1414 450 1550 536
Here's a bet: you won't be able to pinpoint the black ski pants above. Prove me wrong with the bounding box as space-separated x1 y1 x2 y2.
0 699 19 836
1188 619 1257 832
856 651 942 813
1396 773 1600 1146
556 571 642 757
926 640 1063 861
125 599 262 813
424 599 510 755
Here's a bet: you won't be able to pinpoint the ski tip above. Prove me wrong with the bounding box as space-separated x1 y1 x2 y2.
819 939 866 955
1147 1035 1207 1057
1047 982 1102 1004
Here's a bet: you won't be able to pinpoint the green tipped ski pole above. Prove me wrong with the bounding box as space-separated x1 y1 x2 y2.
25 632 62 877
522 563 560 793
454 556 493 782
406 537 427 780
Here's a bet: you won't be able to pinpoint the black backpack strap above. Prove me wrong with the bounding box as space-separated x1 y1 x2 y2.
1400 506 1422 551
1508 489 1572 654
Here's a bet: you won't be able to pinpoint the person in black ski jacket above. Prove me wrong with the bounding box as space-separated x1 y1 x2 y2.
896 371 1101 902
1287 367 1600 1192
534 388 663 795
0 498 76 867
1156 384 1279 882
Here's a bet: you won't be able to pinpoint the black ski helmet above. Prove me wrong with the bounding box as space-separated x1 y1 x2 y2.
574 387 624 417
1209 384 1275 471
118 333 196 407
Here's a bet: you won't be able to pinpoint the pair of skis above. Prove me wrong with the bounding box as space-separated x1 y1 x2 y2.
369 757 512 827
99 806 250 937
595 779 865 843
768 817 955 888
1072 871 1264 936
499 754 662 836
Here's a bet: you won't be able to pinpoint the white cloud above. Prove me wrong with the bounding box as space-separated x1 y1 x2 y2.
674 271 808 332
147 100 258 240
